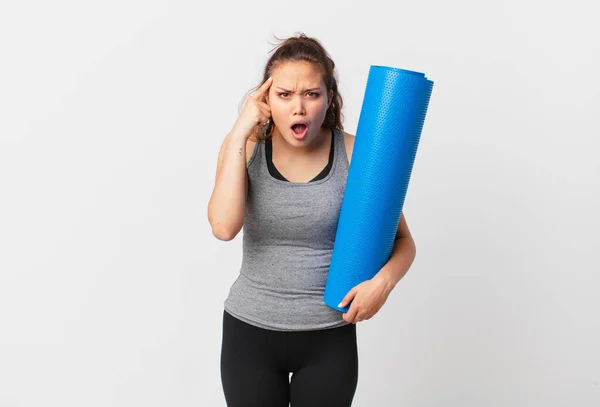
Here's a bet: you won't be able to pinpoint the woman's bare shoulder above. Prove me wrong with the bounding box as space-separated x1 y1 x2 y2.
342 130 356 166
246 138 257 165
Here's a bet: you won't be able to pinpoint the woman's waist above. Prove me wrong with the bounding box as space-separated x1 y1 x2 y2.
234 267 329 297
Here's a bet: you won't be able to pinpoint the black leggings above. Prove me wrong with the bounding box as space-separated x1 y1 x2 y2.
220 309 359 407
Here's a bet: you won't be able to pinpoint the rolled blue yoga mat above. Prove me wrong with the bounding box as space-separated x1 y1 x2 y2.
324 65 434 312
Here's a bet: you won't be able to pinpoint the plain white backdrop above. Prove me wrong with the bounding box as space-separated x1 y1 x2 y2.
1 0 598 406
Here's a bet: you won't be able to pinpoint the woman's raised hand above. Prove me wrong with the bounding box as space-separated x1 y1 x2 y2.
231 77 273 139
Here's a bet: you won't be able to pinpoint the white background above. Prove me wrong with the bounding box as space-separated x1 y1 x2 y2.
1 0 598 406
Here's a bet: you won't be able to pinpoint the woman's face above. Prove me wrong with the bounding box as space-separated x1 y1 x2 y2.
266 60 333 147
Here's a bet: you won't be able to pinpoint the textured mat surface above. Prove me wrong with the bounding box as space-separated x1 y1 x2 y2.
324 65 434 312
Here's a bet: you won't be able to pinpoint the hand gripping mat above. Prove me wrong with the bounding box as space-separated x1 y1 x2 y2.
324 65 434 312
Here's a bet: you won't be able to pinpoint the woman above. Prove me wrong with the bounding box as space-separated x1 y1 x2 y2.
208 33 416 407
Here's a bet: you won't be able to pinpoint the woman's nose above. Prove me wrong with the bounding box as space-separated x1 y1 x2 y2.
293 96 306 115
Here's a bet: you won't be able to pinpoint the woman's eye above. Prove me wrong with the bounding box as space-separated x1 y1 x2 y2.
278 92 319 98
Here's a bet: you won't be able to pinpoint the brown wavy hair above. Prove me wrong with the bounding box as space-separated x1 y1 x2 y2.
239 32 344 143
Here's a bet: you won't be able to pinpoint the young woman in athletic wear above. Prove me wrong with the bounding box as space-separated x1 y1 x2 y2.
207 33 416 407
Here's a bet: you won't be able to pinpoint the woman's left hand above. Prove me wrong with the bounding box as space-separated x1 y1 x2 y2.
339 273 393 324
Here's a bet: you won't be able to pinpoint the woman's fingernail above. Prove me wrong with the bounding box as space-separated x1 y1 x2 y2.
338 302 343 307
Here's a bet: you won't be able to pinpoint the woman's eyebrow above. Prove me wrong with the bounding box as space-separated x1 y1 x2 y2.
275 86 321 92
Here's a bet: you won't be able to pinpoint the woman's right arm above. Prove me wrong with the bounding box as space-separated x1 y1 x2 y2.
207 130 251 241
207 76 273 241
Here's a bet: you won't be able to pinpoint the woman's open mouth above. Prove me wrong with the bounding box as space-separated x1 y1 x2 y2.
290 123 308 140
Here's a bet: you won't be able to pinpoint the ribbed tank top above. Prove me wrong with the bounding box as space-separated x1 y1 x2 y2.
223 127 351 331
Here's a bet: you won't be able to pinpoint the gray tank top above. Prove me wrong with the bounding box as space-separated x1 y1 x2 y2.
223 127 351 331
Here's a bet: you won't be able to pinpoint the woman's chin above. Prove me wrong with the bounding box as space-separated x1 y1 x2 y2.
274 125 322 146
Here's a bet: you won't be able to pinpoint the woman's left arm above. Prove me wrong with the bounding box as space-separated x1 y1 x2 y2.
373 212 416 291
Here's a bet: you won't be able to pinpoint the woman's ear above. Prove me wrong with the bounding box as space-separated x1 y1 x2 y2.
328 89 334 108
